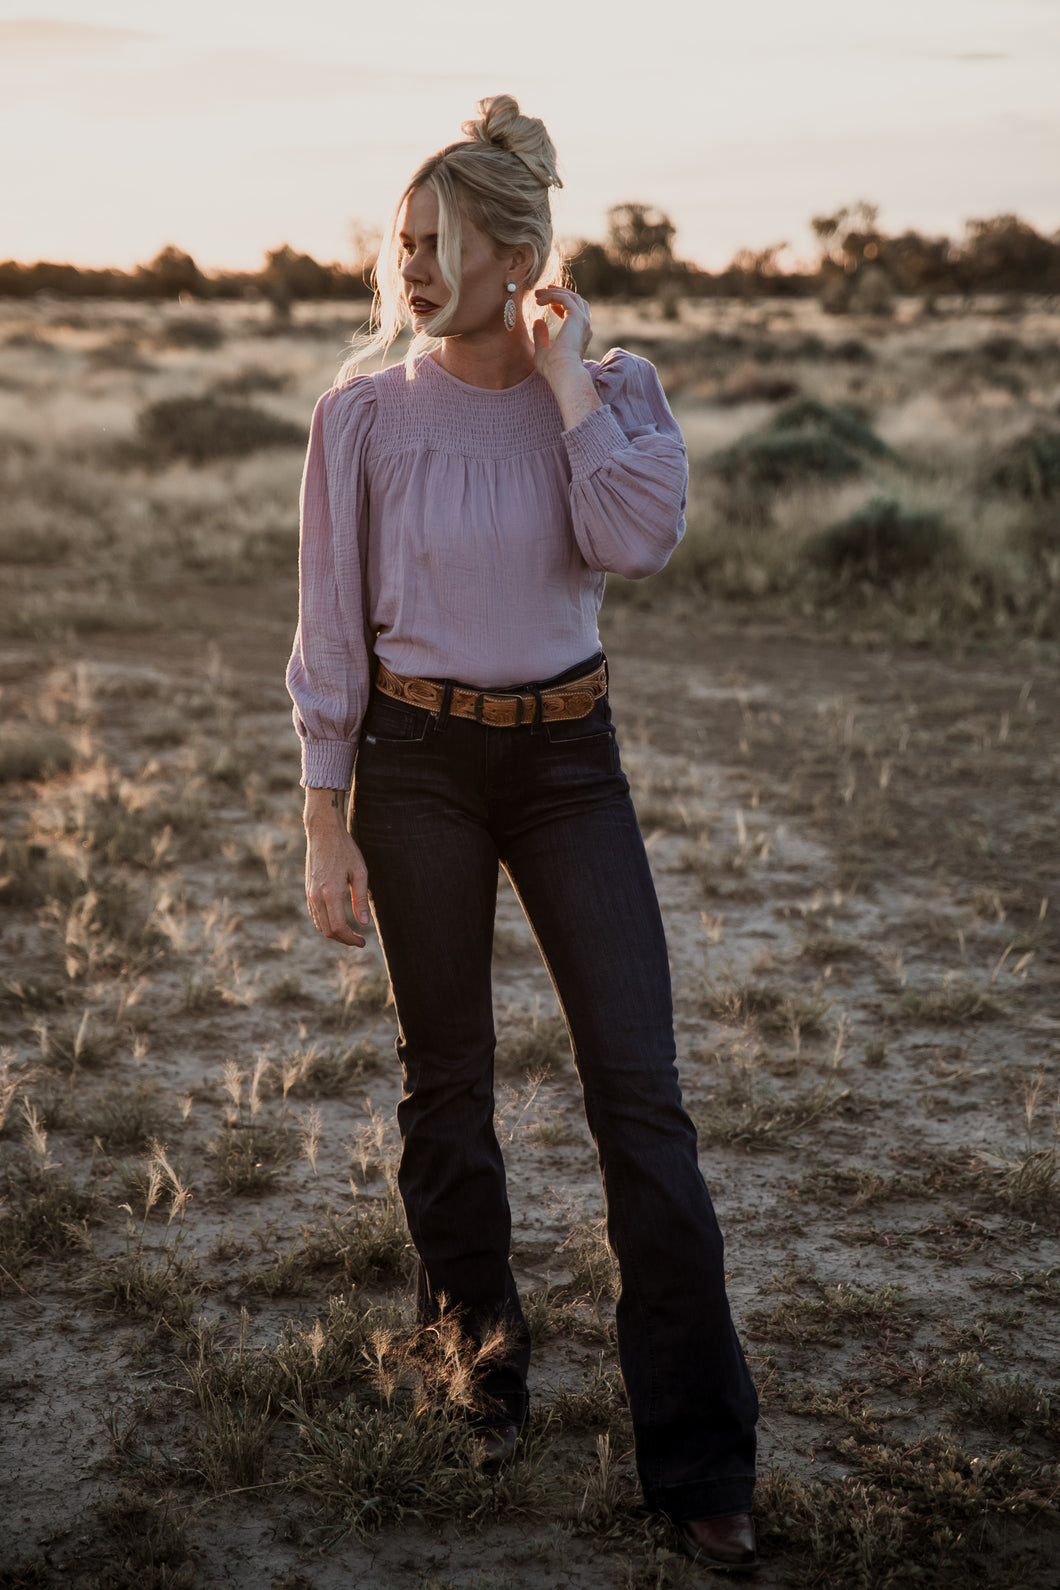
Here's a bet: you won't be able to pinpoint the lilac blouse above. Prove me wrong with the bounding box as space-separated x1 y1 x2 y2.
286 348 687 788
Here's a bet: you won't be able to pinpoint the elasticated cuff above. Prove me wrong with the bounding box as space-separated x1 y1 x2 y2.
562 403 630 482
300 737 356 790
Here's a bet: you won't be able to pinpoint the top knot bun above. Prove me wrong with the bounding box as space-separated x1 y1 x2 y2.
461 94 562 190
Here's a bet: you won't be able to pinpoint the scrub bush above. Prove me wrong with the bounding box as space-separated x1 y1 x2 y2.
136 396 305 465
767 397 892 457
806 495 958 584
708 398 893 489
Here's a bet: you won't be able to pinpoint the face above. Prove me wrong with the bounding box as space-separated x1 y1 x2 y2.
398 184 516 337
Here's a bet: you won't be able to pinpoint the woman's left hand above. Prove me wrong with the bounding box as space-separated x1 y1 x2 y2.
532 286 601 430
532 286 592 372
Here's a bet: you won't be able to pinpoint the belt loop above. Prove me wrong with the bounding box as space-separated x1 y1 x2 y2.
436 679 454 730
528 682 545 732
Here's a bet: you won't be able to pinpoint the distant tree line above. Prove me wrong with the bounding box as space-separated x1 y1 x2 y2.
569 202 1060 301
2 205 1059 303
0 244 373 306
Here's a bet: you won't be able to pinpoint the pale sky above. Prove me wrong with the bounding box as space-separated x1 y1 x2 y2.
2 0 1057 272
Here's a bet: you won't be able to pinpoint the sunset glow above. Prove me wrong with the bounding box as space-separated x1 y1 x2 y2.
2 0 1058 271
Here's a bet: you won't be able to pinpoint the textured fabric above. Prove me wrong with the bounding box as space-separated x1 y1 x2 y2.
286 349 687 788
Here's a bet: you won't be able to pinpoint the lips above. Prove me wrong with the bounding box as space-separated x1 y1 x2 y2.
409 297 438 314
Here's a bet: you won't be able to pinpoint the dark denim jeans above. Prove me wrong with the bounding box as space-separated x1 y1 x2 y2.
351 654 758 1522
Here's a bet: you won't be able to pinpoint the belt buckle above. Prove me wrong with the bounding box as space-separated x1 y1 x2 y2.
473 690 526 726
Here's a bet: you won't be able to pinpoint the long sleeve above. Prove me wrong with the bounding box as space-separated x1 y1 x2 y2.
563 348 687 580
286 381 376 788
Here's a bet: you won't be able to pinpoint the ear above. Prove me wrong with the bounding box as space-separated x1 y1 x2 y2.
505 243 534 288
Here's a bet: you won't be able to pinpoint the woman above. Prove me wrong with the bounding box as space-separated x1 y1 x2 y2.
287 95 759 1570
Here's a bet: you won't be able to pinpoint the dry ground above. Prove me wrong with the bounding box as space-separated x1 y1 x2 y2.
0 295 1058 1590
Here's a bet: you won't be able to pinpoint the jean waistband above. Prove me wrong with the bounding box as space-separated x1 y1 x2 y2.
372 653 607 729
491 650 605 695
373 650 605 697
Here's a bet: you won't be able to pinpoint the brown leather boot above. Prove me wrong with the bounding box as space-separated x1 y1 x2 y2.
676 1513 758 1571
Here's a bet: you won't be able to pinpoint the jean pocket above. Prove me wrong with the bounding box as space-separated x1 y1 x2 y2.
362 693 432 745
542 695 614 745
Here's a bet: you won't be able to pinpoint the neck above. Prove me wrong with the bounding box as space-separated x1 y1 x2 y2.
432 328 536 390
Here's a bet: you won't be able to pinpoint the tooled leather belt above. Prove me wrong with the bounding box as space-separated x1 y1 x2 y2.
374 660 608 727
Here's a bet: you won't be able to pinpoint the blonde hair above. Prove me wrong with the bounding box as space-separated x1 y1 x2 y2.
335 95 563 384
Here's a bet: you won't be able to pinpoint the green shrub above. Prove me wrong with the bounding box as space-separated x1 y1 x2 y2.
709 398 893 489
766 397 892 457
710 430 865 488
987 428 1060 501
136 396 304 465
806 496 959 584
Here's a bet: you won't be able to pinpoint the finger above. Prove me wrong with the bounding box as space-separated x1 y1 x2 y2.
532 318 550 353
538 291 588 321
327 886 365 945
311 886 365 947
535 284 581 303
349 861 371 927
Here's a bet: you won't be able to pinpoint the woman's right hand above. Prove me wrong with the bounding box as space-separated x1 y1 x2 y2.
303 788 371 947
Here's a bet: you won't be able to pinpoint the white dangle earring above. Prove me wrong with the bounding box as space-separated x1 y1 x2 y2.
503 282 518 331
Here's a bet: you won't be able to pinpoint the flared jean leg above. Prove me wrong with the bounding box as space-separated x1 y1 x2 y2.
350 674 757 1505
498 731 758 1520
352 714 531 1425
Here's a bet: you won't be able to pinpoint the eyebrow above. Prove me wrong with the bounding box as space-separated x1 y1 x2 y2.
399 231 438 246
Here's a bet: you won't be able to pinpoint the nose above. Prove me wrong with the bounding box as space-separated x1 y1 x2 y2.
401 248 424 284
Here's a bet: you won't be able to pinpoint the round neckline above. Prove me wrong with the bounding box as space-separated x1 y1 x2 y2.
424 352 540 396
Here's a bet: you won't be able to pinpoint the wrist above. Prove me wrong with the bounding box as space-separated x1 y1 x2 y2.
303 787 348 829
546 361 602 431
543 352 588 383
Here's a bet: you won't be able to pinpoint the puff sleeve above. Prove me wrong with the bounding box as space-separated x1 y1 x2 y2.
286 380 375 789
563 348 687 579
